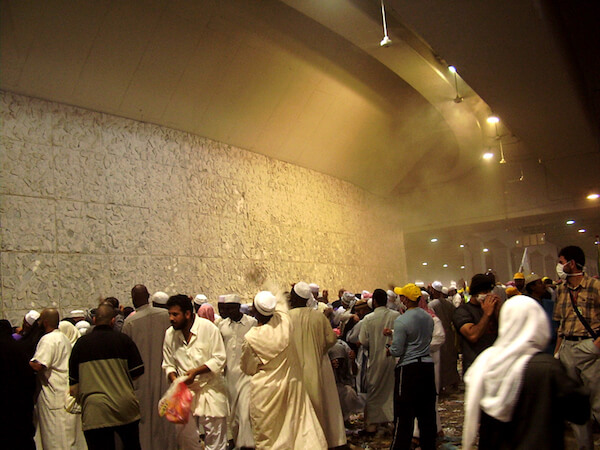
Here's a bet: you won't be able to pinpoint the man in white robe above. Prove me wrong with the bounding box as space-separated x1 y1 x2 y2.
289 282 347 448
123 284 176 450
218 294 257 449
29 308 72 449
241 291 327 449
162 295 229 450
359 289 400 433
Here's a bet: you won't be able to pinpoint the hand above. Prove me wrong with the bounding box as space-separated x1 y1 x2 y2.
331 359 340 369
352 314 360 323
348 350 356 360
183 368 198 385
386 347 391 357
382 327 393 337
481 295 499 317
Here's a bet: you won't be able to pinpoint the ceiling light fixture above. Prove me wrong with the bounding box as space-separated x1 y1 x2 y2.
448 65 463 103
578 229 586 233
422 262 428 266
483 248 489 252
460 265 465 269
566 220 575 225
443 264 448 268
587 193 599 200
483 152 494 160
430 238 438 243
459 244 465 248
487 116 506 163
379 0 392 47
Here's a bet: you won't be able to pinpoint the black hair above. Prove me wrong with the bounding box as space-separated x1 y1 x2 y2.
558 246 585 268
372 289 387 308
166 294 193 313
104 296 120 308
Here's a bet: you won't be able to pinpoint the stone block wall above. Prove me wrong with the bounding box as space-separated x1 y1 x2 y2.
1 91 406 324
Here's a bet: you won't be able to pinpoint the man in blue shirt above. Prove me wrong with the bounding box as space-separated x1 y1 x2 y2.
389 283 436 450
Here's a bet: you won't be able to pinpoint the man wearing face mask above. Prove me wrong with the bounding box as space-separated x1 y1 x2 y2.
453 274 500 375
553 245 600 450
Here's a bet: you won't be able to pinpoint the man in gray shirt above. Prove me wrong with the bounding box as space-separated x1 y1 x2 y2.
389 283 436 450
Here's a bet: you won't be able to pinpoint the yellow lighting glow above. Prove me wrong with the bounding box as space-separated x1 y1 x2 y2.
487 115 500 124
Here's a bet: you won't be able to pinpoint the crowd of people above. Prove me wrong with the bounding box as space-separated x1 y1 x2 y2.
1 244 598 450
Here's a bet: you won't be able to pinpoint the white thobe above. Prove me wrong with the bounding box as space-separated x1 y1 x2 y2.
162 315 229 450
218 314 257 448
122 304 176 450
31 329 72 449
289 307 347 447
241 311 327 450
359 306 400 424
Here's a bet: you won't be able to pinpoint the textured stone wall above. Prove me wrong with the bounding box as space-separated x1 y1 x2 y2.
1 91 406 324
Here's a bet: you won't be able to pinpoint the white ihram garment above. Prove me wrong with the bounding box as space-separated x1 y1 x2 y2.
219 314 257 448
32 329 72 449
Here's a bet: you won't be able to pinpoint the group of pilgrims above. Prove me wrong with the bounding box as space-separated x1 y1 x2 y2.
1 264 596 450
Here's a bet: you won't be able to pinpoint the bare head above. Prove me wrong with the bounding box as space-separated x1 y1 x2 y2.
40 308 60 331
131 284 150 308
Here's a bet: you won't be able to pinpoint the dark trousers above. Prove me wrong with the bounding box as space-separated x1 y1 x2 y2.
84 420 141 450
390 362 437 450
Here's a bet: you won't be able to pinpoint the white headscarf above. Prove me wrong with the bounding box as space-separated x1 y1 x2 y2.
462 295 550 449
59 320 80 345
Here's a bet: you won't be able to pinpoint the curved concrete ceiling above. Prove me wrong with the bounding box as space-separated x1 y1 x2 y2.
1 0 598 251
0 0 489 198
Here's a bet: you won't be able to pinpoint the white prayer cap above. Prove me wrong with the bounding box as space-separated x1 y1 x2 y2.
442 287 449 295
219 294 241 304
193 294 208 306
449 281 458 289
432 281 443 292
387 289 397 299
361 290 370 298
422 291 431 301
69 309 85 318
254 291 277 316
309 283 319 294
25 310 40 325
151 291 169 305
75 320 91 335
293 282 311 300
367 298 373 309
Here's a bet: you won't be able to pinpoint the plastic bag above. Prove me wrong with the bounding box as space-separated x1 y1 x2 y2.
158 376 193 424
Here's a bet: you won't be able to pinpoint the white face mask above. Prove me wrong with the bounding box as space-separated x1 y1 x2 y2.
556 261 583 280
556 262 567 280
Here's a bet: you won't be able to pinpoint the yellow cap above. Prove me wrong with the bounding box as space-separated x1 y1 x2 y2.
396 283 422 302
513 272 525 280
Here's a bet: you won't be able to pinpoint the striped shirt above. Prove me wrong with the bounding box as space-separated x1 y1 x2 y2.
553 275 600 338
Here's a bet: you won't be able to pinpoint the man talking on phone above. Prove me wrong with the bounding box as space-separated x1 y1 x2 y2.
453 273 500 375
